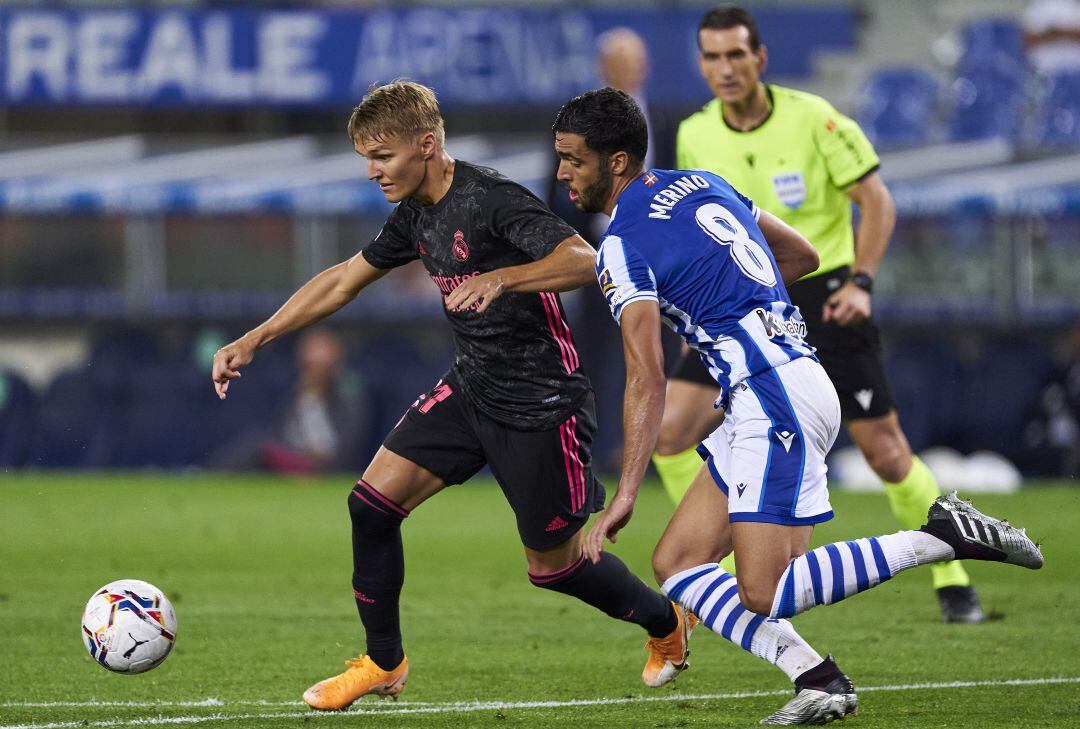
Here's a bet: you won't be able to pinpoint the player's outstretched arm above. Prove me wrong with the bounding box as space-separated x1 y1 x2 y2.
583 299 666 563
757 210 820 285
211 253 388 400
444 235 595 313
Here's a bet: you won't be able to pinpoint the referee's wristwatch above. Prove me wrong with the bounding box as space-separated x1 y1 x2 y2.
849 271 874 294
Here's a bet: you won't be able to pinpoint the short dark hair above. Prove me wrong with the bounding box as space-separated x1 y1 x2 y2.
698 6 761 50
552 88 648 167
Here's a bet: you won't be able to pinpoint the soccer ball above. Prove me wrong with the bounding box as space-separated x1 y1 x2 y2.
81 579 177 674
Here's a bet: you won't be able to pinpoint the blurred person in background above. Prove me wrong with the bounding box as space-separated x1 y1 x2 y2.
545 27 679 472
268 328 364 473
546 26 676 244
1022 323 1080 476
1023 0 1080 75
208 328 365 475
652 5 986 623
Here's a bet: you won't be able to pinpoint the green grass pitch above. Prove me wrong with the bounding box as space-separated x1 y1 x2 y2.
1 474 1078 728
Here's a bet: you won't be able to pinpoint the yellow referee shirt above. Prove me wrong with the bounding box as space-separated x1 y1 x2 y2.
676 84 879 277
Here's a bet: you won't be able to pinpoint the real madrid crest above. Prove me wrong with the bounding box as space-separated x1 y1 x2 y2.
452 230 470 262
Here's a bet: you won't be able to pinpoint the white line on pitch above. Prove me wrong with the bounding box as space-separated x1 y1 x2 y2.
2 676 1077 729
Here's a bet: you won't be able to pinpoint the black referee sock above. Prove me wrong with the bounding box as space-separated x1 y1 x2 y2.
348 480 409 671
530 553 678 638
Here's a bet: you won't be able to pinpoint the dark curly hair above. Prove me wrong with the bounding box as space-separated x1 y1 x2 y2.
552 87 647 168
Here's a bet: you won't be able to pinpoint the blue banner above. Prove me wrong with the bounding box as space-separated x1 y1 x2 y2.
0 6 854 108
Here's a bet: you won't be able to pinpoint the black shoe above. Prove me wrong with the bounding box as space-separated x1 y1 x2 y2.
761 655 858 725
936 585 987 623
920 492 1044 569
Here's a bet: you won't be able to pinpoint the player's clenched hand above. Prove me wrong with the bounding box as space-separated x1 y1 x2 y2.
823 281 871 327
583 494 635 564
444 271 505 314
211 337 256 400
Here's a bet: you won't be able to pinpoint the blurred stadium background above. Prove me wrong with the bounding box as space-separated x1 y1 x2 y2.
1 0 1078 485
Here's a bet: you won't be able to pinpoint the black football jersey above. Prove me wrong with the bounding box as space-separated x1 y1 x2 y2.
362 161 591 431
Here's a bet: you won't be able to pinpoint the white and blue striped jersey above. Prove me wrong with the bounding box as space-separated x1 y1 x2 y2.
595 168 815 408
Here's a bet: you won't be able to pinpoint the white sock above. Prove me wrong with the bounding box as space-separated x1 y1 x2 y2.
749 617 825 681
662 564 823 681
906 530 956 564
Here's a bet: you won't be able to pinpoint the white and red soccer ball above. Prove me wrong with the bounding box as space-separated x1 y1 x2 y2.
81 579 177 674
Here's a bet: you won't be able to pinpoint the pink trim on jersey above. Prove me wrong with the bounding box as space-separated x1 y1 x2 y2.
559 414 585 513
528 555 587 585
355 480 410 519
540 292 580 374
540 292 572 374
549 292 580 371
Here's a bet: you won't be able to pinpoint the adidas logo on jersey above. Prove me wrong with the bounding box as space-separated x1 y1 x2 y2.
855 389 874 411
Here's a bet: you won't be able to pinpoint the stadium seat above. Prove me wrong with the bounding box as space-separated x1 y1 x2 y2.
948 58 1026 141
0 370 36 467
113 363 213 468
1033 71 1080 148
954 339 1052 460
353 335 452 432
959 17 1025 66
27 370 116 468
856 67 939 149
885 340 963 452
198 350 298 469
83 329 169 404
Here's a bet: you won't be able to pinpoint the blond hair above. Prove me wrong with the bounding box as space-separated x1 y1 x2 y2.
347 80 445 147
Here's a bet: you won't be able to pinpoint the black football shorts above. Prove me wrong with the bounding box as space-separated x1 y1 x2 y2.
382 372 605 550
787 266 895 421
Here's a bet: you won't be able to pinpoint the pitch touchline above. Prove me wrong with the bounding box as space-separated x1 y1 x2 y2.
2 677 1077 729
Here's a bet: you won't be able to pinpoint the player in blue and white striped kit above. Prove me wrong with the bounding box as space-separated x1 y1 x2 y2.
597 170 834 528
553 88 1044 726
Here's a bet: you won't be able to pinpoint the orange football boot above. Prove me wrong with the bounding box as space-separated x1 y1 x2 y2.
302 655 409 711
686 609 700 636
642 602 694 687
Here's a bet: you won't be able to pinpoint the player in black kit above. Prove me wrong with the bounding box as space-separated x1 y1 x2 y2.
210 81 692 711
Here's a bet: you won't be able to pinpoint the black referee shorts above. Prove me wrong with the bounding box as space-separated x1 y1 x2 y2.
382 373 605 550
667 266 895 422
787 266 895 421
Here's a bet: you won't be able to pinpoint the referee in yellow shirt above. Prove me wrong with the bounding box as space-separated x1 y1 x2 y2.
651 5 984 622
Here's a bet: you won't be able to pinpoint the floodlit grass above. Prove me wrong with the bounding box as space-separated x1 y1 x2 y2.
1 474 1078 727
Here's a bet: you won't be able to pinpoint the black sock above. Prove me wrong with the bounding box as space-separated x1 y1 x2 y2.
794 654 842 691
530 553 677 638
349 480 409 671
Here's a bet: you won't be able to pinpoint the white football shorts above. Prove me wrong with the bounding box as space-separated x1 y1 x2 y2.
698 356 841 525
